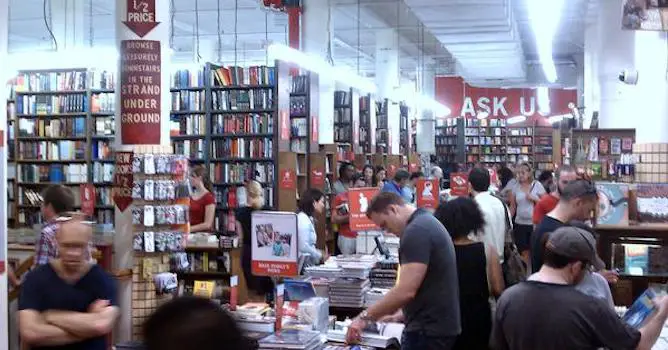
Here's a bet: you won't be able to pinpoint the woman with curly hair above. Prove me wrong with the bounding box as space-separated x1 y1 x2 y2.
434 197 505 350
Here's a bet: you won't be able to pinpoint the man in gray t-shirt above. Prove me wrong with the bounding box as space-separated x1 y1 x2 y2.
346 192 460 350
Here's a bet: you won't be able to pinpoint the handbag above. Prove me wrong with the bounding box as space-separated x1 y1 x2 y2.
494 195 527 286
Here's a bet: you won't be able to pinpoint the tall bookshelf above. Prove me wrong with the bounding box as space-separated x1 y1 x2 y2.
358 95 373 155
375 99 389 154
11 68 115 227
399 102 409 158
334 89 354 161
6 87 16 227
169 63 278 234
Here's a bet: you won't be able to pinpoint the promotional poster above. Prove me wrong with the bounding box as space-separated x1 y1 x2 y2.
251 211 299 277
348 187 379 231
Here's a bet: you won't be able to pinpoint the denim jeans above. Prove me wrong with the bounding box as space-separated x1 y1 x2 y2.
401 330 457 350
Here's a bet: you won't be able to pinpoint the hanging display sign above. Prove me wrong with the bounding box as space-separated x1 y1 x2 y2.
311 168 324 187
120 40 162 145
80 184 96 217
112 152 135 211
280 110 290 141
311 115 319 143
416 179 439 209
450 172 469 197
279 169 296 190
124 0 160 37
251 211 299 277
348 187 379 231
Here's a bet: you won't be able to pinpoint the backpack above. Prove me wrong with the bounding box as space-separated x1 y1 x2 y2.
493 194 527 287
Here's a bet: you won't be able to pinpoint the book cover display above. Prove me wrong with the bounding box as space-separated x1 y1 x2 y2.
636 183 668 223
622 287 667 328
595 182 630 225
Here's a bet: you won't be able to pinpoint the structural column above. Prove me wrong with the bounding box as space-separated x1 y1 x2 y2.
301 0 334 145
589 0 668 142
114 0 172 342
0 0 9 348
417 58 436 155
50 0 86 49
375 28 400 154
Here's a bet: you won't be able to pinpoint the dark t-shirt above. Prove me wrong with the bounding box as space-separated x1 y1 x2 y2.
530 216 565 273
491 281 641 350
235 206 273 294
19 263 118 350
399 209 461 337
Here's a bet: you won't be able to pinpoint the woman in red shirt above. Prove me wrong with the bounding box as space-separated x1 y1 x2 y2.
189 165 216 232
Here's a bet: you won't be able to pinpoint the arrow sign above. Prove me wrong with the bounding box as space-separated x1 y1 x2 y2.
123 0 160 38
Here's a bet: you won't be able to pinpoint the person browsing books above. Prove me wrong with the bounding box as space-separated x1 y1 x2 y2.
346 192 461 350
297 189 327 267
189 165 216 233
491 226 668 350
332 173 367 255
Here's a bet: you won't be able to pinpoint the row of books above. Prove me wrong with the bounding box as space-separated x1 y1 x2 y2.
210 163 273 184
15 71 87 92
170 114 207 136
466 118 506 127
508 137 534 145
172 90 206 111
18 141 86 161
91 93 114 113
334 129 352 143
17 94 88 114
291 119 308 138
172 68 205 89
214 186 273 210
95 209 114 224
465 136 506 146
90 70 115 90
94 117 115 135
291 139 308 153
96 187 113 205
173 139 205 159
210 138 273 159
334 90 351 107
290 96 307 115
18 164 88 183
211 65 276 87
291 75 308 94
334 108 351 124
18 188 42 206
17 118 87 138
18 210 43 226
92 162 113 183
211 113 273 135
211 89 273 111
92 141 113 160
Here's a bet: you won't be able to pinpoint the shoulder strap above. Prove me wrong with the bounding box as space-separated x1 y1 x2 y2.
492 194 514 242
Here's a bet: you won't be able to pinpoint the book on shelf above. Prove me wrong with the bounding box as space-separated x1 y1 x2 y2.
94 118 115 136
291 139 308 153
211 65 276 87
170 114 207 136
90 70 115 90
291 75 309 94
211 89 273 111
291 119 308 138
171 90 206 111
18 188 43 205
211 113 273 135
91 93 115 113
92 141 113 160
18 117 86 137
17 94 87 114
18 141 86 161
334 90 350 107
172 68 205 89
210 138 273 159
93 163 114 183
15 70 87 92
290 95 307 115
334 108 351 124
211 163 273 184
173 139 206 159
19 163 88 183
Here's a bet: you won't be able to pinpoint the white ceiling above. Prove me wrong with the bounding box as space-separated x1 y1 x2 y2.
6 0 589 88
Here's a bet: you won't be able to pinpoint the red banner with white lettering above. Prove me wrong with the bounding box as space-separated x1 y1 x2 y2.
80 184 96 217
435 76 577 124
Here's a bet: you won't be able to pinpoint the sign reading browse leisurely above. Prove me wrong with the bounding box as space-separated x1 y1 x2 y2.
124 0 160 37
251 211 299 277
348 187 379 231
112 152 134 212
120 40 161 144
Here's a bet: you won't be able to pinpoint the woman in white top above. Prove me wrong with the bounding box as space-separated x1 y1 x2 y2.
297 189 327 267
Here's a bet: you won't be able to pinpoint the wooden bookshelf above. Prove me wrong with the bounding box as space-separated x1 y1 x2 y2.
169 63 278 234
358 95 373 156
6 88 16 227
11 68 115 227
375 99 389 154
334 88 356 162
399 102 409 158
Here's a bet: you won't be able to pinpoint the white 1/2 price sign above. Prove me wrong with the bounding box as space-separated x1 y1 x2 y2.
251 211 298 277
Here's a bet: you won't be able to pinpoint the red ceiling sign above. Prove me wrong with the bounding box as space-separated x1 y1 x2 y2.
435 76 577 125
124 0 160 38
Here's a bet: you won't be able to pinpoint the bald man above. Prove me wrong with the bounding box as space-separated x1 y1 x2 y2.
19 219 118 350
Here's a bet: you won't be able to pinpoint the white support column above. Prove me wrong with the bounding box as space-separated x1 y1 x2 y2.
302 0 335 145
50 0 86 49
0 0 9 348
114 0 172 342
417 59 436 155
375 28 400 154
592 0 668 142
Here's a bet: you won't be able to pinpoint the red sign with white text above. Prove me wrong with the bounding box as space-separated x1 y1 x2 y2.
450 172 469 197
348 187 379 231
280 110 289 141
416 179 439 209
120 40 161 144
311 168 324 187
112 152 134 211
279 169 296 190
311 115 319 143
80 184 96 216
435 76 577 123
124 0 160 38
252 261 298 277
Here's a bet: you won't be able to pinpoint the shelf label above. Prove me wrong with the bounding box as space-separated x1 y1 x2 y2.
120 40 161 145
348 187 379 231
112 152 134 212
123 0 160 38
80 184 96 217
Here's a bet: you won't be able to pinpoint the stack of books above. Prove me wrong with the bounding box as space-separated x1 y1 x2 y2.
329 278 370 308
257 330 323 350
364 288 389 307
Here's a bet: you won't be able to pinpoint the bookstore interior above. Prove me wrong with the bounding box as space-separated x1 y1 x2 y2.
3 0 668 349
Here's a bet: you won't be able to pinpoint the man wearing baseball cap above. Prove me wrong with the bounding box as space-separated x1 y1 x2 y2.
491 226 668 350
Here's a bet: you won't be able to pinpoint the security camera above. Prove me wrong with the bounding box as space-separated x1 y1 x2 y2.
618 69 639 85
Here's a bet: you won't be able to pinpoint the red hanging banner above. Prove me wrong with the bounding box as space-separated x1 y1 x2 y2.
416 179 440 209
123 0 160 38
112 152 134 212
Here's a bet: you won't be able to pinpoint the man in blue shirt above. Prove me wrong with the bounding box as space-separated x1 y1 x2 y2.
381 169 412 203
19 218 118 350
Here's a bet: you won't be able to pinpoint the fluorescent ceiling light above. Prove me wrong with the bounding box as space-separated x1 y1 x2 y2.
476 111 489 119
528 0 564 83
394 85 451 117
268 43 376 94
537 87 551 115
507 115 527 124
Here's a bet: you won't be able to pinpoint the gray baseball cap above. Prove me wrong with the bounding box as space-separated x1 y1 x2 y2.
545 226 605 270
